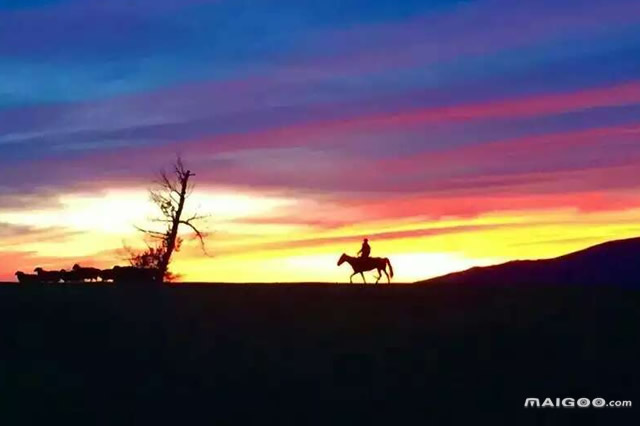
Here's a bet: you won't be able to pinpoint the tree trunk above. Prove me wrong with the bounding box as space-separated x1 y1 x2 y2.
157 171 191 282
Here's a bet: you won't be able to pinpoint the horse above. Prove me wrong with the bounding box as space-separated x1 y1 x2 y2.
337 253 394 284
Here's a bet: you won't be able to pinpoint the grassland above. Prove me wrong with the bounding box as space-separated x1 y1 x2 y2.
0 282 637 424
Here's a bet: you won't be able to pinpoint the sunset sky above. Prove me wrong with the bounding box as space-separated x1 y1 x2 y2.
2 0 640 282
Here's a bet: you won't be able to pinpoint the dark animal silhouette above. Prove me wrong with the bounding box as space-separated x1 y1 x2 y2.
72 264 101 282
15 271 41 284
33 267 62 284
60 269 81 283
99 268 116 282
417 236 640 287
112 266 158 284
337 253 394 284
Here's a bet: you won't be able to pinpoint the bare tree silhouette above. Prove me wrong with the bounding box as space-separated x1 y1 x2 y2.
130 156 209 283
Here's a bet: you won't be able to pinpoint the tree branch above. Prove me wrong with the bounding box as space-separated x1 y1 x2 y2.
182 212 209 223
133 225 167 239
129 156 210 282
150 218 174 223
158 171 180 195
179 220 211 256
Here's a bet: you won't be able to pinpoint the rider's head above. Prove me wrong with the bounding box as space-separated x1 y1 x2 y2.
364 238 368 243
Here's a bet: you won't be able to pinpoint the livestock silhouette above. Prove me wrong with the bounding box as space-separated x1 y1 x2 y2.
72 264 101 282
60 268 81 283
111 266 158 283
16 264 160 285
15 271 41 284
337 253 394 284
34 267 63 284
100 268 116 282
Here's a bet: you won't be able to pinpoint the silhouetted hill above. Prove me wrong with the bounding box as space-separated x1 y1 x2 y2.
417 237 640 287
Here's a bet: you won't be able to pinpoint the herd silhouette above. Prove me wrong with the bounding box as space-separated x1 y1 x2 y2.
15 264 158 285
14 239 394 284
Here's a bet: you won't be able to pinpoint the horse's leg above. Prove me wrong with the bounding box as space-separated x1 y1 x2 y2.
382 269 390 284
375 269 381 284
360 272 366 284
350 272 357 283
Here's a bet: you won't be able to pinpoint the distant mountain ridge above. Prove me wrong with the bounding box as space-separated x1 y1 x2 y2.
417 237 640 287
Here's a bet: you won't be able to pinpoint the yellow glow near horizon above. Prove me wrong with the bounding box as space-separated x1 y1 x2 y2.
0 189 295 232
2 187 640 282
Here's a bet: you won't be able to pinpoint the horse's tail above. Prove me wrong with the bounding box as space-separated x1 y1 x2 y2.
385 258 394 279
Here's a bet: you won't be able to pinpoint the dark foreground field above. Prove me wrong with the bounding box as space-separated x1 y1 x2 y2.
0 282 637 424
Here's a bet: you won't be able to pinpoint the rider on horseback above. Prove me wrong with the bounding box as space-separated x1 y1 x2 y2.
338 238 394 283
358 238 371 258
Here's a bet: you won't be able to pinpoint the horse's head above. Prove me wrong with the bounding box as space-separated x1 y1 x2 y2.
337 253 348 266
34 267 43 273
72 264 81 271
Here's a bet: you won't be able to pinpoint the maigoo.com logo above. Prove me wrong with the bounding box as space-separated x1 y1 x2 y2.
525 398 632 408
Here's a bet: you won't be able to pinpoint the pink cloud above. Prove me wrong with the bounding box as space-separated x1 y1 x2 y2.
347 190 640 222
379 125 640 177
179 81 640 154
2 81 640 206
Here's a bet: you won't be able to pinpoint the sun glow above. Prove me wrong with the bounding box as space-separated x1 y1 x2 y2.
0 189 295 233
2 186 640 282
